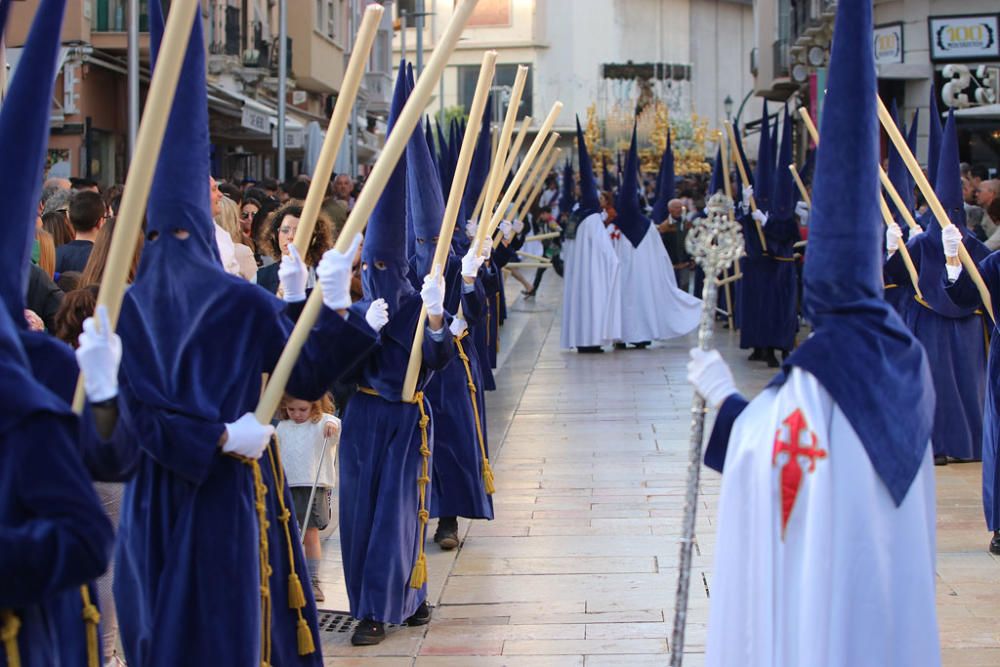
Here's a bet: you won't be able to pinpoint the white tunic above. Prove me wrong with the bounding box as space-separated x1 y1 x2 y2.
613 222 701 342
706 368 940 667
560 212 621 348
276 415 340 488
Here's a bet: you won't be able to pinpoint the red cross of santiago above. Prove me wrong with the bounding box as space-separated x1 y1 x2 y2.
771 408 827 538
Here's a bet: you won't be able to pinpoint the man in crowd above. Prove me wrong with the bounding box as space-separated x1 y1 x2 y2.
657 198 691 289
333 172 356 210
55 190 106 273
978 179 1000 247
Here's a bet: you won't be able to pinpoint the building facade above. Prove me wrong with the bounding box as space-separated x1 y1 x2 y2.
2 0 394 186
755 0 1000 172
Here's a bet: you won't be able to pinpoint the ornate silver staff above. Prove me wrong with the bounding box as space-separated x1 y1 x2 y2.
670 192 743 666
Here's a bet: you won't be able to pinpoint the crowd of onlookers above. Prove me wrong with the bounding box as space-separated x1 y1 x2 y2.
29 171 366 346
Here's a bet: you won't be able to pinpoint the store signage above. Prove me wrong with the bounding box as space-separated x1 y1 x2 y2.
241 106 270 134
272 128 305 150
874 23 903 65
929 14 1000 62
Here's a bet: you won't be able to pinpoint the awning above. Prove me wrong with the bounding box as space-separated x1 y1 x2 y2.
3 45 70 83
951 104 1000 119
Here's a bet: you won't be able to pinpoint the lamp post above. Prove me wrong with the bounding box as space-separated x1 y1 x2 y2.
724 95 734 122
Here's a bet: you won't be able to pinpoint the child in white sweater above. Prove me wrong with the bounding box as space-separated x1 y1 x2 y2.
278 394 340 602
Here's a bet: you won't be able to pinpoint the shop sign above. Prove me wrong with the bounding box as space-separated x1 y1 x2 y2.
929 14 1000 62
874 23 904 65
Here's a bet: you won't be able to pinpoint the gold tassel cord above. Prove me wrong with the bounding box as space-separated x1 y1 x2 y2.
455 333 495 495
80 585 101 667
226 454 272 667
354 387 433 591
410 392 431 590
265 442 316 656
1 610 21 667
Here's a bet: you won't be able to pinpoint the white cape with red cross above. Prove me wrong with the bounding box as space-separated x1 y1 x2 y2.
704 367 940 667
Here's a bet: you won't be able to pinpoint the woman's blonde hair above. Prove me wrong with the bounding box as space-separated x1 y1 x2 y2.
35 228 55 278
215 195 246 246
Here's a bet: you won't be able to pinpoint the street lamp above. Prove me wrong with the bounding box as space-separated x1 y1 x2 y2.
724 95 734 121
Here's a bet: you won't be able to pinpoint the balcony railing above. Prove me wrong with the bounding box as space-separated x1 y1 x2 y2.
93 0 149 32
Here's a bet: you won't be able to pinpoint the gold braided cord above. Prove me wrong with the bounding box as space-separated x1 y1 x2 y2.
355 387 432 589
455 333 495 495
79 585 101 667
265 441 315 655
0 610 21 667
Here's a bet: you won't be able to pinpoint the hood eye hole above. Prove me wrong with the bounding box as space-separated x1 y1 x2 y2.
374 260 387 270
416 237 426 245
173 229 190 240
361 262 369 271
147 231 160 242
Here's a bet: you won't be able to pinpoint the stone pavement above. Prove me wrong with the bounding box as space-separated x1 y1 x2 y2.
316 276 1000 666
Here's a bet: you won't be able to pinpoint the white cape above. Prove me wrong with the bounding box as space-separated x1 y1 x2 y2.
560 213 620 348
614 223 701 342
706 368 940 667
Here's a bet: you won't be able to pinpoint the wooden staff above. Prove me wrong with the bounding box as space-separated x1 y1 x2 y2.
254 0 482 423
501 115 532 186
399 50 497 402
723 120 767 253
72 0 200 413
490 128 561 250
483 102 563 242
879 194 924 301
291 4 383 259
514 143 562 223
800 106 934 309
474 66 528 242
788 164 811 205
799 106 919 233
526 231 561 242
507 136 555 223
874 96 994 323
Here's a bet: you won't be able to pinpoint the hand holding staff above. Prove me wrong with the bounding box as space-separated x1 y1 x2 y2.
400 50 498 402
73 0 201 413
873 97 995 323
723 121 768 253
492 133 561 250
254 0 483 423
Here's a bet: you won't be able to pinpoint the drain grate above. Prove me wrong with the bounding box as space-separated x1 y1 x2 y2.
317 611 356 634
316 610 403 634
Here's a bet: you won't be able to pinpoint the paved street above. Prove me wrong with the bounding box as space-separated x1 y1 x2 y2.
317 276 1000 666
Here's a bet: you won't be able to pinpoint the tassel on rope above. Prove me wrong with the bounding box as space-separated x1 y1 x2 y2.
456 335 495 495
266 443 316 655
1 610 21 667
410 393 432 590
295 615 315 655
80 586 101 667
250 458 273 666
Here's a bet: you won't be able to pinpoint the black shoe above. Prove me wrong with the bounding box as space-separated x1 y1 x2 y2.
748 348 763 361
405 601 433 626
351 619 386 646
577 346 604 354
934 455 948 466
613 342 627 350
433 517 459 551
763 349 780 368
631 341 651 349
990 531 1000 555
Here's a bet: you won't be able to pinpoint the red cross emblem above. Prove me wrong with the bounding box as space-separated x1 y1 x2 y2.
771 409 826 538
609 225 622 241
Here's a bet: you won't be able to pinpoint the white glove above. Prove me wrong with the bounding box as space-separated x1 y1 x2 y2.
885 222 903 255
513 218 525 234
421 265 446 317
279 244 308 302
499 220 514 241
461 239 485 278
75 305 122 403
465 220 478 240
449 316 468 338
222 412 274 460
316 233 362 311
480 240 492 261
794 200 809 225
751 209 769 227
686 348 737 408
742 185 754 203
942 225 962 258
365 298 389 333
